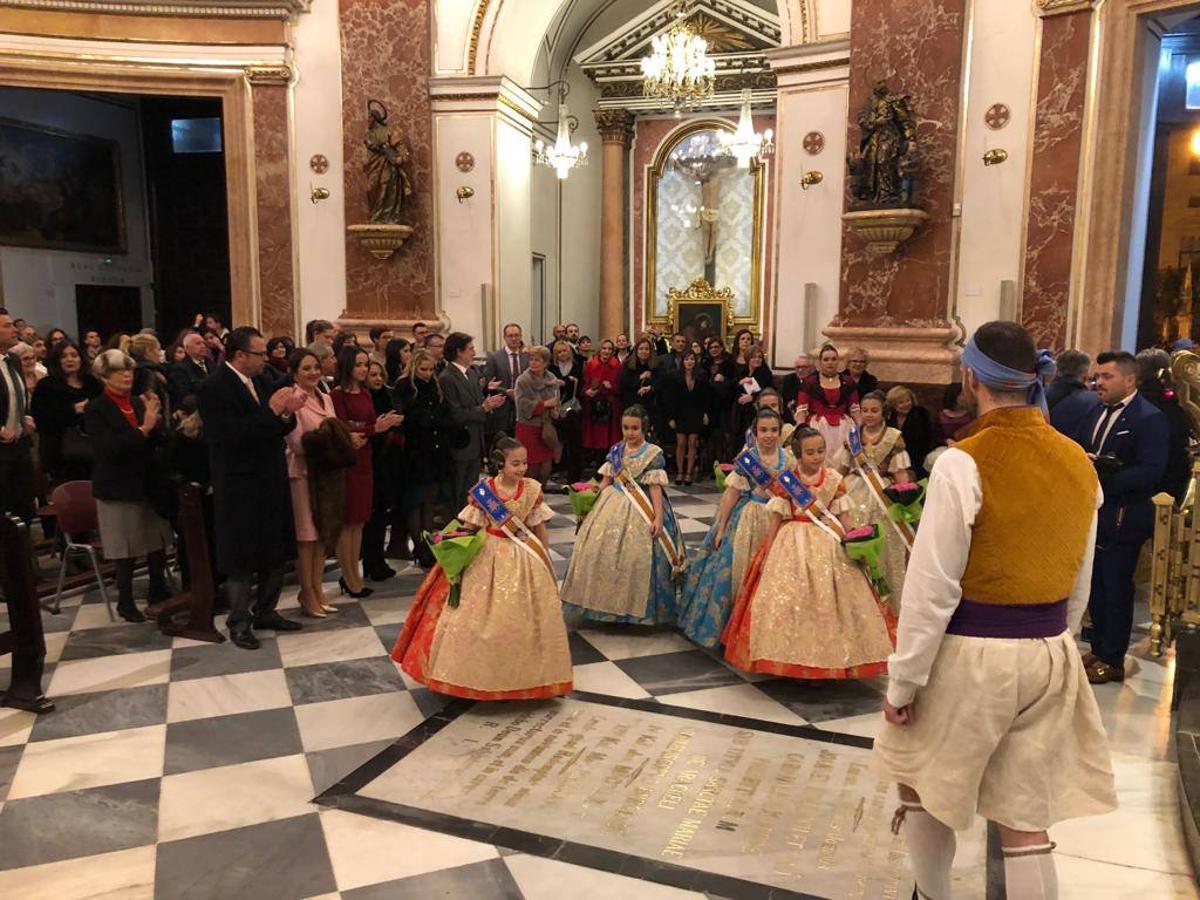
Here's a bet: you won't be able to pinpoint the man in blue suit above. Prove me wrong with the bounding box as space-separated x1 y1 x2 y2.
1049 349 1099 440
1071 350 1167 684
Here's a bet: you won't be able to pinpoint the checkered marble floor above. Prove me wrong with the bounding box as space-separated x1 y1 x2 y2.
0 484 1192 899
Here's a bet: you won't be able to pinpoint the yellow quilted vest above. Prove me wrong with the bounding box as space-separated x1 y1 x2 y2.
954 406 1097 605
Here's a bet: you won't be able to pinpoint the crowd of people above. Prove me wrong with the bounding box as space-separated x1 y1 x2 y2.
1 303 1192 898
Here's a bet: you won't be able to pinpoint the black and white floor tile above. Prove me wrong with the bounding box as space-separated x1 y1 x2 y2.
0 485 1191 898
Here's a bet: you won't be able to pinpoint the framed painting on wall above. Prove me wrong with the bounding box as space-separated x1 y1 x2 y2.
0 117 126 253
668 278 735 345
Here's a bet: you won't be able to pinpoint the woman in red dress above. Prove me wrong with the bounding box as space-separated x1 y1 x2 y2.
581 338 622 471
333 346 402 599
795 342 861 464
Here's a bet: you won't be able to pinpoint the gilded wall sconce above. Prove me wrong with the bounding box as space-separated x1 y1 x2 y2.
310 186 330 204
800 171 823 190
982 148 1009 166
456 186 476 203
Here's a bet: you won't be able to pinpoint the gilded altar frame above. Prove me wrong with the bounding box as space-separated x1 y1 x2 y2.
643 118 766 333
667 278 736 345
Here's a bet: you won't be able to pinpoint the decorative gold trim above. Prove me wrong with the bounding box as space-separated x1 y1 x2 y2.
244 62 289 85
768 55 848 77
0 0 307 19
643 117 765 332
467 0 488 74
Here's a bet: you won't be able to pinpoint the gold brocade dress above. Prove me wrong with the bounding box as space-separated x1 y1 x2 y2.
832 426 912 607
559 442 682 624
391 477 572 700
723 466 897 679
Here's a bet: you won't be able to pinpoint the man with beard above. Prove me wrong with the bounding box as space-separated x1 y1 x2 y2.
874 321 1116 900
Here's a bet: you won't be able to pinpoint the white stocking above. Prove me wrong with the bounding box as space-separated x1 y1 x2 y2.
895 802 956 899
1002 843 1057 900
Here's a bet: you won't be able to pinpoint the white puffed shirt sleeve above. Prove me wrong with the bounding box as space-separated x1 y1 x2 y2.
1067 483 1102 635
885 448 981 708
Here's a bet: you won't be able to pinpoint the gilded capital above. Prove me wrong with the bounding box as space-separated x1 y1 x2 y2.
1034 0 1097 16
593 108 635 145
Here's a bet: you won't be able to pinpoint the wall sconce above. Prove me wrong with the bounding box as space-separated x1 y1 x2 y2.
310 185 330 204
456 186 475 203
800 171 823 190
982 148 1008 166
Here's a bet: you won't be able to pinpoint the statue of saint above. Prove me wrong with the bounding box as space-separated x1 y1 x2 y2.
848 80 919 209
363 99 413 224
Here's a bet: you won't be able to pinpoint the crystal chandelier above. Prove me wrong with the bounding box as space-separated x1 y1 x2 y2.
719 89 774 168
534 103 588 180
641 5 716 111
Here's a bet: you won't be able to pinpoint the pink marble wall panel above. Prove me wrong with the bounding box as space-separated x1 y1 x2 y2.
838 0 966 326
339 0 435 320
632 114 776 347
252 84 295 339
1021 12 1090 350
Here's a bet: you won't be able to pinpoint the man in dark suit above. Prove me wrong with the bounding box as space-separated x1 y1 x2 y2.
660 332 688 375
1050 376 1100 442
1046 348 1090 410
781 353 808 422
168 331 212 410
0 309 33 523
483 323 528 440
440 332 506 507
1070 350 1168 684
199 327 306 649
842 347 879 397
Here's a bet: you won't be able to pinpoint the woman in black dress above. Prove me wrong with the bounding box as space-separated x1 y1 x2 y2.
393 349 448 569
549 339 584 484
704 338 734 469
731 344 775 441
30 340 102 485
620 337 659 414
662 351 713 485
362 360 405 580
886 385 934 479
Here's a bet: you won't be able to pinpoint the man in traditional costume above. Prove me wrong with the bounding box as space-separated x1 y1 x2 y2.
874 321 1116 900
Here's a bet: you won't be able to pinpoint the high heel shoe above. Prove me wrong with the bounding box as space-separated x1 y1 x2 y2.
338 577 373 599
320 603 340 614
298 594 327 619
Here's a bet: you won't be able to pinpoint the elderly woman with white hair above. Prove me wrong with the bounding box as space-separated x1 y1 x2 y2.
82 349 173 622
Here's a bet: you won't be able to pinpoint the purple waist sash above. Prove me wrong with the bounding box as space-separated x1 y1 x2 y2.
945 598 1067 639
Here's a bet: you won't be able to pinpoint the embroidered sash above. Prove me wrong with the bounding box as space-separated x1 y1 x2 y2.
608 443 686 571
470 480 556 579
777 470 845 543
735 448 785 504
847 425 915 549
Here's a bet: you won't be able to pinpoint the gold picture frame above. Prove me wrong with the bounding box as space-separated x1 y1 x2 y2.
668 278 736 345
644 118 766 331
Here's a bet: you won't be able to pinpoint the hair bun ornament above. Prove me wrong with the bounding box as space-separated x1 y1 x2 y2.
1034 348 1057 379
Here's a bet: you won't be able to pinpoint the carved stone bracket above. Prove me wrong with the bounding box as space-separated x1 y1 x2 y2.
347 223 414 261
593 108 635 146
842 208 929 255
244 64 291 86
1034 0 1097 16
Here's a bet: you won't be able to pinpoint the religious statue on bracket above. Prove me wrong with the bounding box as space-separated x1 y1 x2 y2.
842 79 928 255
347 98 415 260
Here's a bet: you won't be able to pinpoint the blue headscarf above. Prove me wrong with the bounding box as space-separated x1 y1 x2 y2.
960 336 1056 415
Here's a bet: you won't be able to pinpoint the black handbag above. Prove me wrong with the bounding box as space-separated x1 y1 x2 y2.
60 426 93 465
589 397 611 421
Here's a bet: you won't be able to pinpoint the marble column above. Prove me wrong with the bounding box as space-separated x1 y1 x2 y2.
338 0 435 333
246 66 295 339
595 109 634 342
1021 0 1097 350
827 0 966 384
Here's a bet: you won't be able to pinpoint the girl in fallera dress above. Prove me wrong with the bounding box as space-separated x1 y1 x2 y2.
723 427 897 679
391 437 572 700
743 388 795 449
832 390 913 608
560 404 685 624
796 342 861 464
679 409 795 648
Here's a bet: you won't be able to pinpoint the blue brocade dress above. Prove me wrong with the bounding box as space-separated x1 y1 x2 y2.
559 441 685 624
677 444 794 648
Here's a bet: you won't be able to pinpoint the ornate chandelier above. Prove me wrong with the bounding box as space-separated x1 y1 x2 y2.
640 5 716 111
719 89 774 168
534 103 588 180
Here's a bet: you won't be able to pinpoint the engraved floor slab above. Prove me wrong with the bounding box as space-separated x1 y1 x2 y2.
318 694 988 899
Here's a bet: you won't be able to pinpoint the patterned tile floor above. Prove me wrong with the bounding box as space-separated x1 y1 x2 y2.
0 484 1192 898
